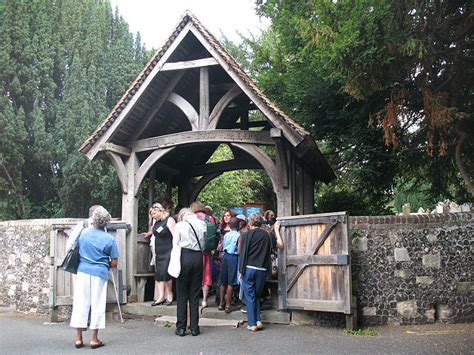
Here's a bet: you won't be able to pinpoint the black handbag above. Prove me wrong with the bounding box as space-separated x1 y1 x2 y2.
61 236 81 274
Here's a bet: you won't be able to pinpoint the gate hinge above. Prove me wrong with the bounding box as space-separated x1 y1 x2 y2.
50 256 55 266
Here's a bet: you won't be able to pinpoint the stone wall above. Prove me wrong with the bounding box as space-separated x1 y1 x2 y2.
1 214 472 327
351 213 473 325
0 219 81 315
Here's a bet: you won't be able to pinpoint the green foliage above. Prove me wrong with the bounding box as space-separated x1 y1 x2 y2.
0 0 148 220
343 328 378 336
256 0 474 201
197 145 275 217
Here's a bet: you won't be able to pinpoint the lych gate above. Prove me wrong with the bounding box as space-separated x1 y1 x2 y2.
76 11 354 326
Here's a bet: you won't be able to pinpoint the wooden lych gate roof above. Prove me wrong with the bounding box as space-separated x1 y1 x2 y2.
79 11 335 189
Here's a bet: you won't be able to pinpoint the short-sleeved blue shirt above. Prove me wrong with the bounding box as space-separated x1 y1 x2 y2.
77 228 119 280
222 230 240 255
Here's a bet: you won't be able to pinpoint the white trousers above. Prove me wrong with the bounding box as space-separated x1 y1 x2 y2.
70 272 108 329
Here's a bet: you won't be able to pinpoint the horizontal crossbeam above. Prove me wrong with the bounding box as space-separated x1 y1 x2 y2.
131 130 274 152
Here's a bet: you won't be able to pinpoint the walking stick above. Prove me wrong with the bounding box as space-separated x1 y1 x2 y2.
110 269 125 324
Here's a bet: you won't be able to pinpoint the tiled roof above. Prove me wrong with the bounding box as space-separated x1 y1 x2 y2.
79 10 309 154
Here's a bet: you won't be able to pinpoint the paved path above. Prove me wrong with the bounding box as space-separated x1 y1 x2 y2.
0 312 472 354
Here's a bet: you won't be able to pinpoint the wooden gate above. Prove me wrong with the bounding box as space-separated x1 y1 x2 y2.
278 212 355 327
49 221 129 320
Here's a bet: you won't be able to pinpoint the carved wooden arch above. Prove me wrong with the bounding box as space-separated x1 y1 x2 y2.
208 85 242 130
188 172 222 203
167 92 198 130
230 143 278 193
105 151 128 194
134 147 175 196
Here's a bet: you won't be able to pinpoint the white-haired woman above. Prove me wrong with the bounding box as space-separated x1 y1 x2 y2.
70 206 119 349
173 208 206 336
150 202 176 306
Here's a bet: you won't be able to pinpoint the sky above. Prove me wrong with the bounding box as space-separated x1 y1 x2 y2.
110 0 269 49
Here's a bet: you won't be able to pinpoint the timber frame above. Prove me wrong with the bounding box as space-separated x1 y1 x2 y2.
79 11 335 301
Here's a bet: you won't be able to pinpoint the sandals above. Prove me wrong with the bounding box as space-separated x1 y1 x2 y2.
225 306 233 314
218 305 225 311
74 340 83 349
90 341 104 349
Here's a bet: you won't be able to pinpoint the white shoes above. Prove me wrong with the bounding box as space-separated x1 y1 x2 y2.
256 321 263 330
201 301 208 308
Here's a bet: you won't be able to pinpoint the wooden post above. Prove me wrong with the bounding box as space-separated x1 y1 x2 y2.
122 152 139 302
199 67 209 130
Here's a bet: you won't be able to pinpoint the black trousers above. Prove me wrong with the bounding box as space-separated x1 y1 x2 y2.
176 249 203 331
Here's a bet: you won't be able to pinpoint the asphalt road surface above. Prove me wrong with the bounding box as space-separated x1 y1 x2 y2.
0 312 472 354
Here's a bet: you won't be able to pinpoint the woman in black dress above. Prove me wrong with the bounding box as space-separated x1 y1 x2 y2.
150 203 176 306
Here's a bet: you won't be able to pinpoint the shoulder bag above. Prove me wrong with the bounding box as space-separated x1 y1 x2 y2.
60 231 82 274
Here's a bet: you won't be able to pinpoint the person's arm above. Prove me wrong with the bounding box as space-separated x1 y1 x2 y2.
167 216 176 235
109 258 118 268
274 221 284 250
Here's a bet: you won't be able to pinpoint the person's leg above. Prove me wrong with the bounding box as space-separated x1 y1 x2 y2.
176 254 190 332
201 253 211 307
156 281 165 302
225 285 233 309
254 270 266 325
202 285 209 306
219 255 229 309
70 272 91 332
189 251 203 334
219 284 226 309
165 280 173 302
75 328 83 347
89 275 107 346
242 268 257 327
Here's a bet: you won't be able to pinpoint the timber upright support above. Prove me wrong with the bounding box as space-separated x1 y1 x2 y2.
122 152 139 302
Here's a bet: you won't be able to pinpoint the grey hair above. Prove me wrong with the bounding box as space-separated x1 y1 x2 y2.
88 205 103 218
177 207 194 222
247 213 263 227
92 206 111 228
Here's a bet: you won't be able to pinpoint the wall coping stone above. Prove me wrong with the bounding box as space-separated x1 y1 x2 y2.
350 212 472 230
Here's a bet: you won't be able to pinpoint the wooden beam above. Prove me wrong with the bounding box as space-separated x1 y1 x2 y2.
188 172 222 202
161 57 219 71
101 143 131 157
286 254 349 266
208 85 242 129
167 92 198 130
185 159 262 177
134 147 174 196
231 143 278 194
199 67 209 129
105 151 128 194
132 130 274 152
228 121 268 129
130 72 185 142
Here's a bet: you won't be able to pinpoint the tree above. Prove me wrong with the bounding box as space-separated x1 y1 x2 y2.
0 0 150 220
256 0 474 201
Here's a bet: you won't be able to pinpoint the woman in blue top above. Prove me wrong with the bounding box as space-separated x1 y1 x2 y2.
218 217 240 313
70 206 119 349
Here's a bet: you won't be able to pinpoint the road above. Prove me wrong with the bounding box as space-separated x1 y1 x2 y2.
0 311 472 354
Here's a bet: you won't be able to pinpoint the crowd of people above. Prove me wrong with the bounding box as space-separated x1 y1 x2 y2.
67 201 284 348
145 199 284 335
